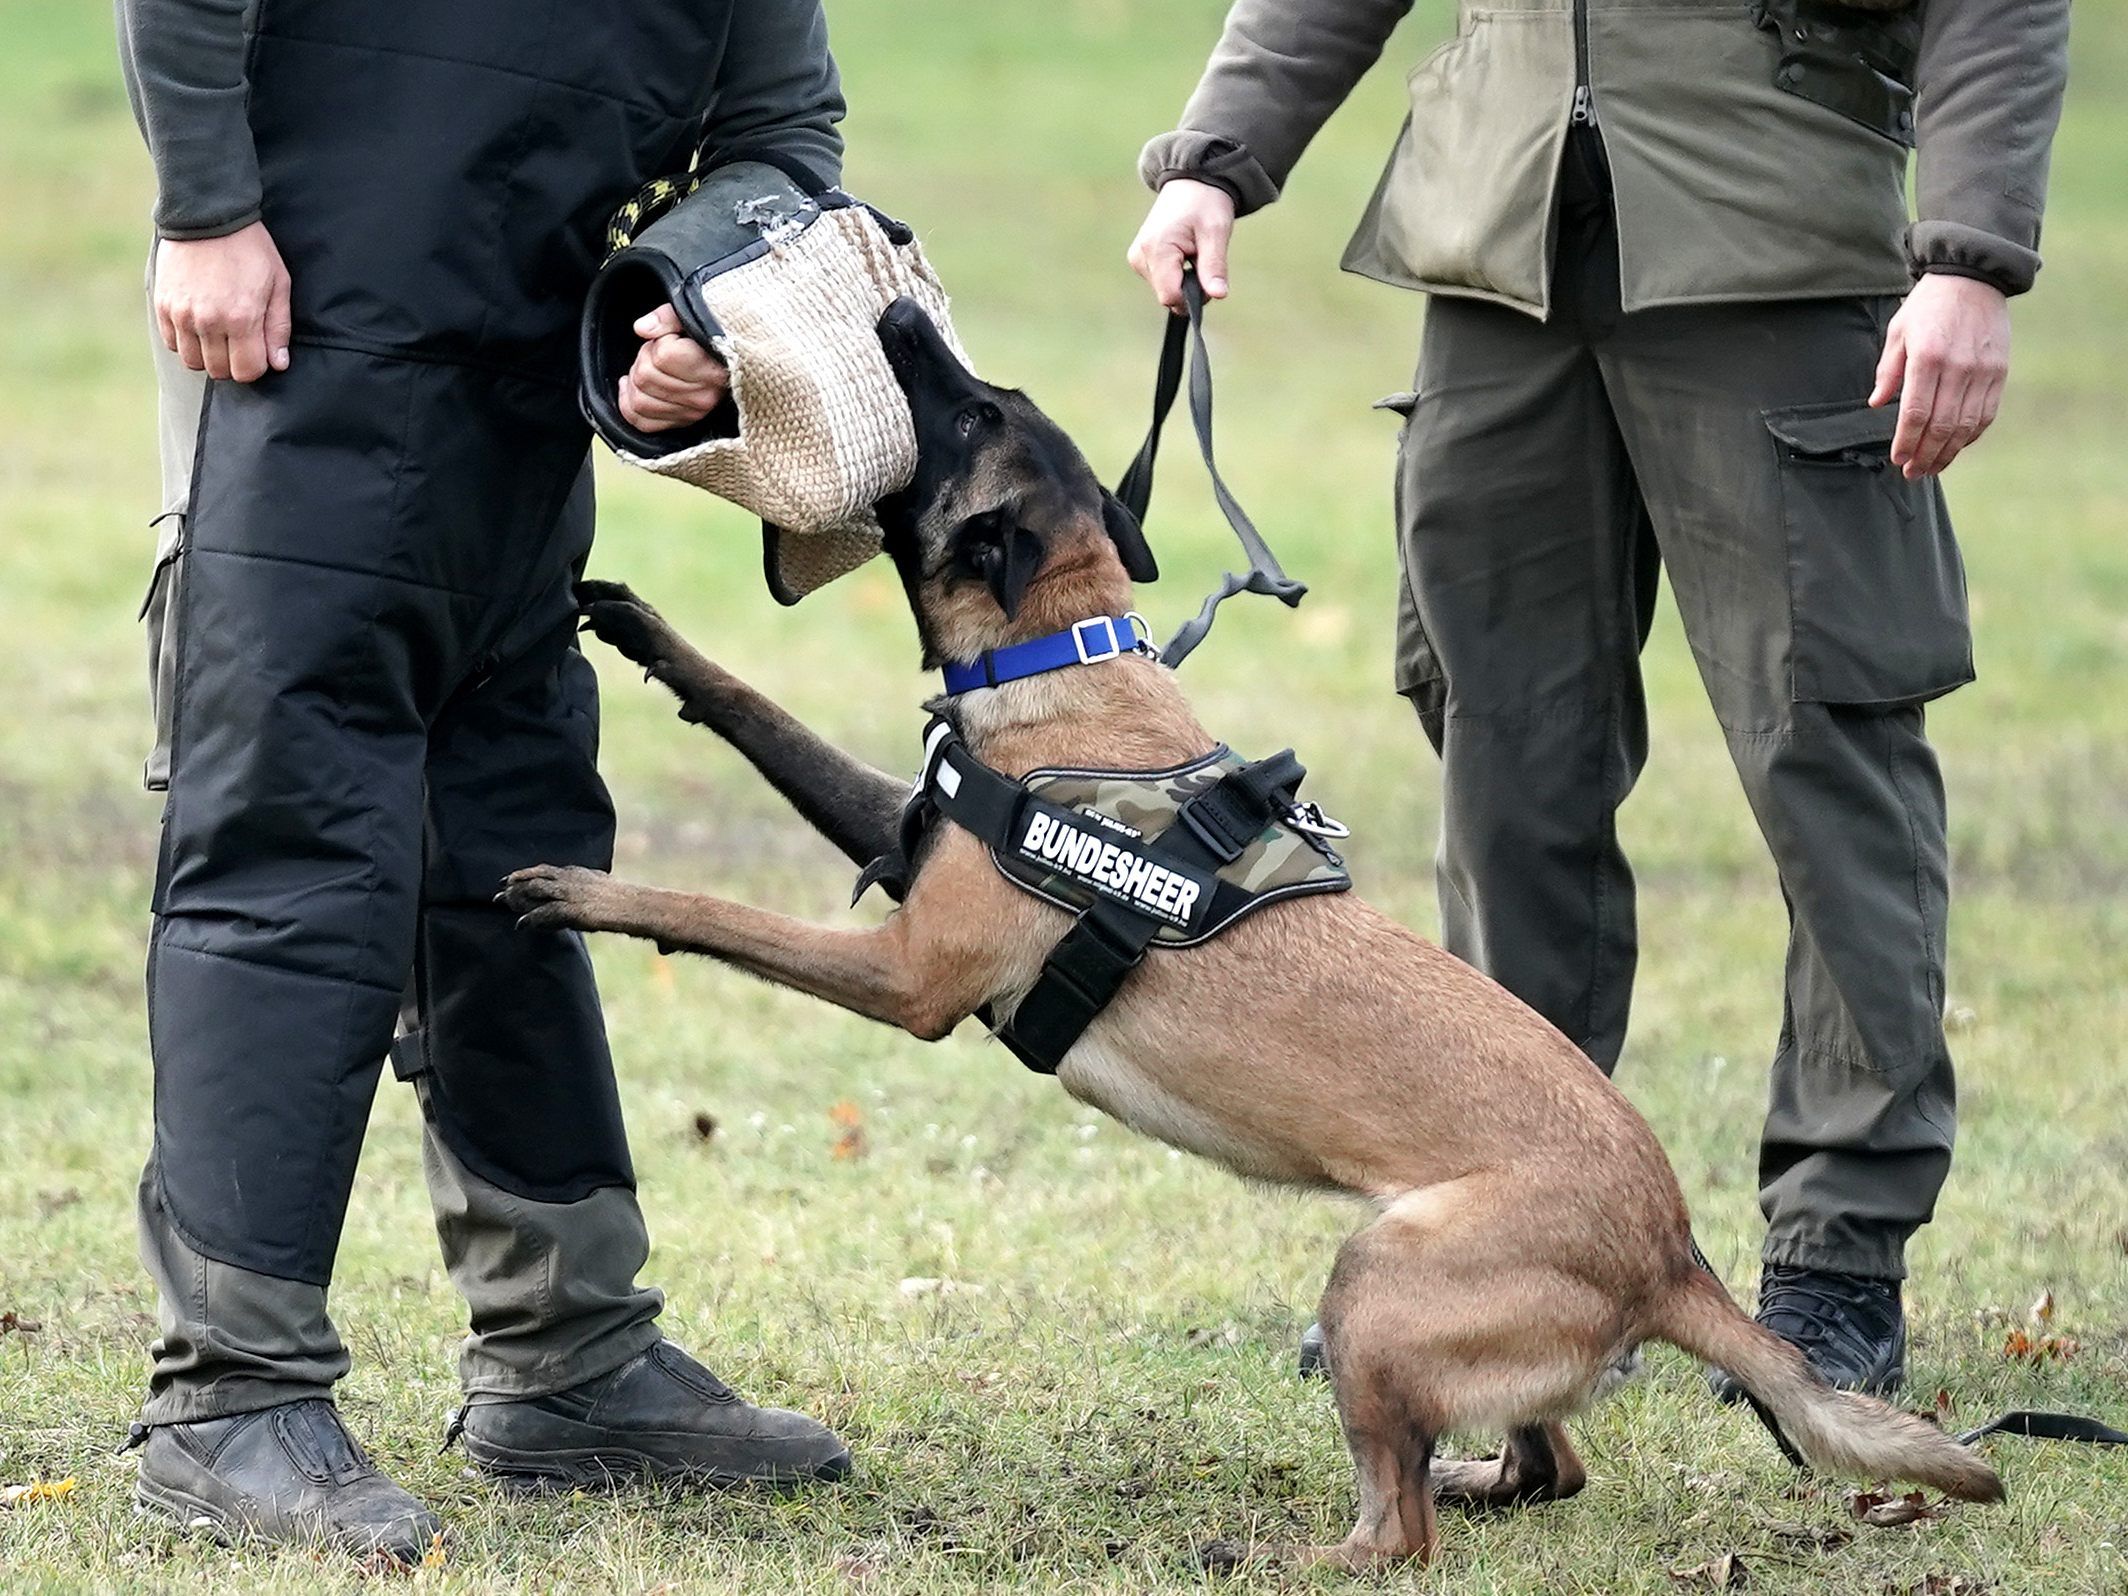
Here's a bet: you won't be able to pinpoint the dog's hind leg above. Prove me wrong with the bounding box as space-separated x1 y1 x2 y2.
1257 1219 1445 1570
1273 1184 1614 1567
1430 1421 1587 1509
577 580 907 865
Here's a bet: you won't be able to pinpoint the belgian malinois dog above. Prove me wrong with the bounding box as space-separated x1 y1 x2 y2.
500 299 1999 1568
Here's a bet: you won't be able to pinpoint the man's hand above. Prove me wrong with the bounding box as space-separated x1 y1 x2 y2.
154 222 292 383
1869 273 2012 479
1127 179 1237 311
620 303 729 433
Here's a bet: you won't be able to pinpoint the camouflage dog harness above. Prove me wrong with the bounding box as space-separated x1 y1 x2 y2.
857 715 1351 1074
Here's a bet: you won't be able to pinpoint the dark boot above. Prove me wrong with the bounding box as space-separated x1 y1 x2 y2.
456 1341 852 1489
132 1399 439 1563
1297 1321 1329 1380
1709 1264 1907 1402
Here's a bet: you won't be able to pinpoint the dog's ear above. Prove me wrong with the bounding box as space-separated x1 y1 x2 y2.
1101 490 1159 583
948 507 1047 619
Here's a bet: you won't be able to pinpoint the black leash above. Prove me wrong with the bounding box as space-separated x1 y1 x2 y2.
1116 263 1305 669
1956 1410 2128 1448
1686 1240 2128 1463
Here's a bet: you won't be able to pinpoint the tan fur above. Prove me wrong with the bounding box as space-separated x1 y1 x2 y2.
507 512 2000 1567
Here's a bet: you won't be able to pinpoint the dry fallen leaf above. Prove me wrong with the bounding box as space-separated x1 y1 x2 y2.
0 1312 41 1336
421 1531 447 1570
1847 1488 1944 1528
2001 1328 2079 1364
1904 1575 1993 1595
1 1478 78 1508
1669 1551 1748 1588
2030 1290 2055 1325
829 1101 868 1161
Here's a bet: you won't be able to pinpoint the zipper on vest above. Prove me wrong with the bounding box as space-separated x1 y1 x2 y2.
1572 0 1596 124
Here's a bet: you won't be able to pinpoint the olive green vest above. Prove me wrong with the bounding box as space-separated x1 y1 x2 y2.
1343 0 1916 315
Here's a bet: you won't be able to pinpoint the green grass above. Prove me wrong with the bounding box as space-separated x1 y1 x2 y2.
3 1 2125 1590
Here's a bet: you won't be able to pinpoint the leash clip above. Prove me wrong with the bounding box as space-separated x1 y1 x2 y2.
1123 611 1161 662
1286 801 1351 841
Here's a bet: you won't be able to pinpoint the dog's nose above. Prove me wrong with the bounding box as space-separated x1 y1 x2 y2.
877 296 932 342
878 297 947 393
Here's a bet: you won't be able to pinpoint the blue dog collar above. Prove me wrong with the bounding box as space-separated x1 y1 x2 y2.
941 613 1153 695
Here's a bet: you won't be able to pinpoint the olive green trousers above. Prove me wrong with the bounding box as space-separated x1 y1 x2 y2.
1390 136 1965 1280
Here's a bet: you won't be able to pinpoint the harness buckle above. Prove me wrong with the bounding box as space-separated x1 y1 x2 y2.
1071 615 1125 666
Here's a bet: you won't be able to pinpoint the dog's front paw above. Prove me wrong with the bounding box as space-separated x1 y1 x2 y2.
577 580 680 668
498 864 614 932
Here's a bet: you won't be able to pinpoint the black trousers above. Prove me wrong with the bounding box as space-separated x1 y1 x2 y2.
139 346 661 1419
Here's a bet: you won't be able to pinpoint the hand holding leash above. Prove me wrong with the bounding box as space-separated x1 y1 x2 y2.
1117 261 1306 668
1127 178 1235 311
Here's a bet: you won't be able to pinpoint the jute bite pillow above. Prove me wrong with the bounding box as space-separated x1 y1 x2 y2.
579 162 968 602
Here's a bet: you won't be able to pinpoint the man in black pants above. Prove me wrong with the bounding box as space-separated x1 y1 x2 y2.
121 0 848 1559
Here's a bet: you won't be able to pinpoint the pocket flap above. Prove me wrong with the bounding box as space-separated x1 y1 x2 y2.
1764 403 1898 457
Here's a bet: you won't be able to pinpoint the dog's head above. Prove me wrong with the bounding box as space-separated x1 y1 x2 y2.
874 297 1157 667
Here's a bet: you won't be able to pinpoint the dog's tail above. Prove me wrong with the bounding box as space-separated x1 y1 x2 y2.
1652 1267 2002 1503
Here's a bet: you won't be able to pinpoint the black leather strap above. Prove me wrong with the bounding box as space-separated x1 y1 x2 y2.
1116 265 1305 668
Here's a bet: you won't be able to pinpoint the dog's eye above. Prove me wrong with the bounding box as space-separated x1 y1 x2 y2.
955 401 1003 438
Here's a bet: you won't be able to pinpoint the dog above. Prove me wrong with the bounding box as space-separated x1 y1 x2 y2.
500 298 2000 1568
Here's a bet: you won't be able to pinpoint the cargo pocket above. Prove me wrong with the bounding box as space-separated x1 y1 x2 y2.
1379 391 1447 727
139 510 187 792
1767 401 1972 706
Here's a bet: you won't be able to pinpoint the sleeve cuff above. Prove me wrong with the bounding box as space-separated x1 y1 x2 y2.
155 205 263 242
1137 131 1280 218
1905 220 2039 298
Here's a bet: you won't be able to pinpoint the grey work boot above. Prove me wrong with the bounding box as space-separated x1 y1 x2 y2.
132 1399 440 1564
455 1340 852 1490
1709 1265 1907 1403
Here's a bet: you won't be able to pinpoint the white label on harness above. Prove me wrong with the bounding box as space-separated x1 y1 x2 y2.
935 762 962 799
1018 808 1203 928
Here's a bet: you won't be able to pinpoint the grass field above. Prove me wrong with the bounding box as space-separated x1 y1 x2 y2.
3 1 2126 1590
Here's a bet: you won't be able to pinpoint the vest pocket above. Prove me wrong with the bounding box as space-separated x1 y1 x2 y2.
1750 0 1920 147
139 511 188 793
1767 401 1972 706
